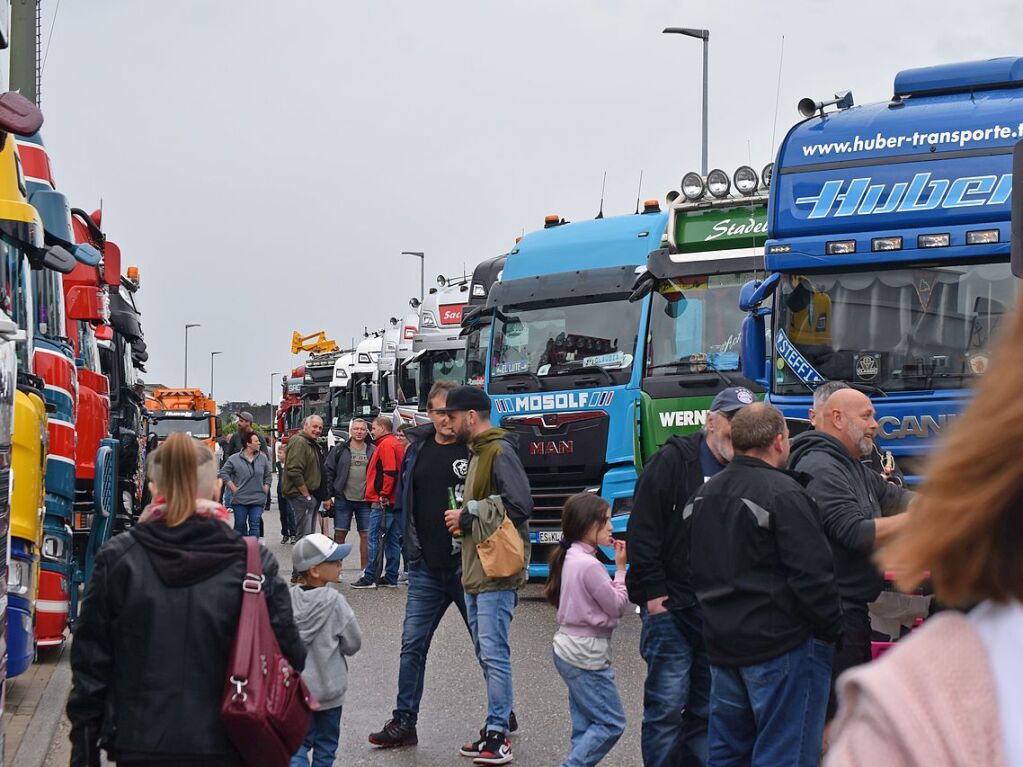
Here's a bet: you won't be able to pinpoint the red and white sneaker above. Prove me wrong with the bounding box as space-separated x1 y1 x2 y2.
472 731 513 765
459 731 488 758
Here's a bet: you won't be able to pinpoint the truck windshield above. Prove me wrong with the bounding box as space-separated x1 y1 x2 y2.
774 262 1015 394
151 417 211 439
419 348 466 397
303 391 330 423
647 272 753 376
490 295 640 392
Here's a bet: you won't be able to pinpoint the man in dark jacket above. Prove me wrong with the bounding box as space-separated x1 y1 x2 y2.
626 385 755 767
67 513 304 765
323 418 375 567
284 415 326 544
789 386 913 718
225 411 266 459
368 381 480 749
688 403 842 766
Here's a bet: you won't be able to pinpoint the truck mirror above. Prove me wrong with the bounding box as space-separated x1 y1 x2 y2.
214 416 222 437
1012 140 1023 277
738 273 781 312
41 244 76 274
72 242 102 267
629 269 655 302
29 189 75 244
102 241 122 287
740 310 770 387
66 285 105 322
0 92 44 136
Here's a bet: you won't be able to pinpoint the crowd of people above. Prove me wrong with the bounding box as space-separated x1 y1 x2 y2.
62 294 1023 766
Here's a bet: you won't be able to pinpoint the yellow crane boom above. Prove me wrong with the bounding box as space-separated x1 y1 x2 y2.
291 330 340 354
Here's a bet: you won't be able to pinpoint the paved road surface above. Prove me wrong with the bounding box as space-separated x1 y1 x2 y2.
266 503 650 766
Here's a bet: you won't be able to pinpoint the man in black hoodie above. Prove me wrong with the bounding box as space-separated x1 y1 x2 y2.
626 386 755 767
788 386 913 717
688 403 842 766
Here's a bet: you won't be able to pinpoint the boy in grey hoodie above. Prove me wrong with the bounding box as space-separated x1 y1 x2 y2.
290 533 363 767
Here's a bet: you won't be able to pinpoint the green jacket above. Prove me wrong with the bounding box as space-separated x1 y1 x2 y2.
459 429 532 594
283 433 322 499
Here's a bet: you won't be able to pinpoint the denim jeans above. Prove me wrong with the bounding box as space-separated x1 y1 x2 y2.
394 562 470 726
232 504 263 537
553 652 626 767
364 504 401 584
639 607 711 767
708 638 833 767
334 498 371 532
279 495 295 538
465 589 518 735
290 705 342 767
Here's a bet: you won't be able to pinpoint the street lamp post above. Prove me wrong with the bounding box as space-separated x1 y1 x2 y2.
210 351 222 397
663 26 710 176
183 323 200 387
402 251 425 303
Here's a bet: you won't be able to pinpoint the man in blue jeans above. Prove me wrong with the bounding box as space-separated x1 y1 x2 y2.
626 386 755 767
369 382 473 746
323 418 375 570
353 417 405 588
443 385 532 766
688 403 842 766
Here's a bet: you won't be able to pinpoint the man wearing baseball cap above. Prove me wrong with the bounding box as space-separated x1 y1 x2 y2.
290 533 362 766
626 386 755 767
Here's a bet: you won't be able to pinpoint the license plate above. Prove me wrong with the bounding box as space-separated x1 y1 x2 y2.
531 530 562 544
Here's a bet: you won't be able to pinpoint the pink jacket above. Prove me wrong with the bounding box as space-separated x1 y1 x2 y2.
826 611 1004 767
557 542 629 638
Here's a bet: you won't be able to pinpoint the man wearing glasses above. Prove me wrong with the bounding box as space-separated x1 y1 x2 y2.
626 387 754 767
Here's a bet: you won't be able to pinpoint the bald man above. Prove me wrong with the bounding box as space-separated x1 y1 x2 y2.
789 387 913 719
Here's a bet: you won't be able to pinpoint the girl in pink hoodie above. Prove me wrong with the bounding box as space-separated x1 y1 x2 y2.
544 493 630 767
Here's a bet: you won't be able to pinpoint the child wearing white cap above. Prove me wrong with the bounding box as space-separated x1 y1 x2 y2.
290 533 363 767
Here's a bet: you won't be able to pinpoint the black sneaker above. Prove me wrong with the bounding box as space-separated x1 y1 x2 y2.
280 535 289 545
379 580 399 588
460 732 488 758
351 577 377 589
369 718 418 748
473 731 512 765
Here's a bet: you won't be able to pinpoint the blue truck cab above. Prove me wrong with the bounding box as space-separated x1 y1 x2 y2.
485 209 667 577
741 57 1023 479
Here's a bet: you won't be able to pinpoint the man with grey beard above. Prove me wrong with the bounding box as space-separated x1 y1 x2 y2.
788 386 913 720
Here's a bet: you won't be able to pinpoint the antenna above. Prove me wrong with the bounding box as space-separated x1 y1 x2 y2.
634 170 644 214
770 35 786 157
596 171 606 219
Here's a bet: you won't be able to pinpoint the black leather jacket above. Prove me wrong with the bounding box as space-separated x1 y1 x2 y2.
67 516 305 766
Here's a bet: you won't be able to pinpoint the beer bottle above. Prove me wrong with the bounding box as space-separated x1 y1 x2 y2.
448 487 463 539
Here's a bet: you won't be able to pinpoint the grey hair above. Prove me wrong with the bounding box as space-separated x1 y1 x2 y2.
303 414 324 427
812 380 850 412
350 418 368 429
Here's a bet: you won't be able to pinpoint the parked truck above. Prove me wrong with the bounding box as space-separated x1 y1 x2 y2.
146 388 218 451
630 167 769 466
740 57 1021 483
484 208 666 576
400 277 470 426
463 254 507 388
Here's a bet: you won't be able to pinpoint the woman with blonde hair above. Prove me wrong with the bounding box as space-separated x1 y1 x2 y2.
67 433 305 766
826 298 1023 766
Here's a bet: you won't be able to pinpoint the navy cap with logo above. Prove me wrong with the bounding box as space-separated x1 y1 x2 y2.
709 386 756 414
435 385 492 414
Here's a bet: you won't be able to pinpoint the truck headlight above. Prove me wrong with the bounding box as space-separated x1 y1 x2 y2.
9 558 32 596
707 169 730 198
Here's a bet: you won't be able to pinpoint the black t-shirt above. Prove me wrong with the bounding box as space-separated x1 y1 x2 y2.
412 437 469 570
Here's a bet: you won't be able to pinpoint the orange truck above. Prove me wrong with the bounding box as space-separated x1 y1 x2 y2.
145 388 218 451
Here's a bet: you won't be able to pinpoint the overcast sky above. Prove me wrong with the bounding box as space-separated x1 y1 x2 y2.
29 0 1023 403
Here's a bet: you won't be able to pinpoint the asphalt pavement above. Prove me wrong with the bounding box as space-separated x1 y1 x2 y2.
266 502 649 766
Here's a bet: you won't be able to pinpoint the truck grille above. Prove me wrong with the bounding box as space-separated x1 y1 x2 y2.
525 471 594 529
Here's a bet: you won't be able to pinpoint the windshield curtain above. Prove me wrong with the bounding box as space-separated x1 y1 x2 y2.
152 418 211 439
490 295 641 391
647 272 753 376
774 262 1015 394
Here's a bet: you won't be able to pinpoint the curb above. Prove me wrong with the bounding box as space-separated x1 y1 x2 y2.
12 642 71 767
